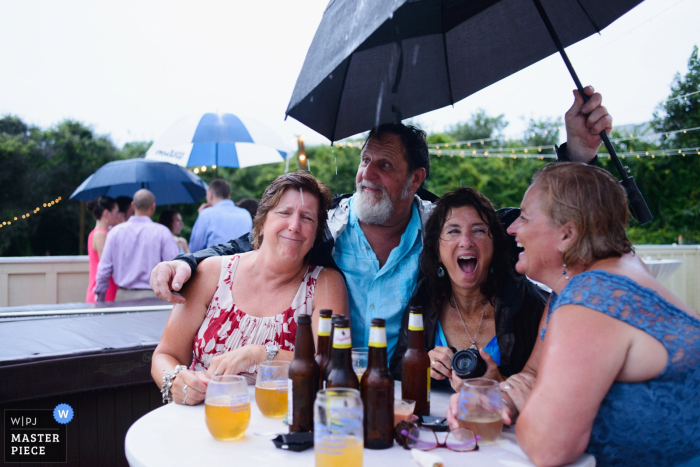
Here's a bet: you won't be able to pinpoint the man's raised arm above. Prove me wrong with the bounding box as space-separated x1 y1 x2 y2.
150 233 252 303
556 85 612 164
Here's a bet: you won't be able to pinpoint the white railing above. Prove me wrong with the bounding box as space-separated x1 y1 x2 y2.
1 246 699 311
0 256 89 307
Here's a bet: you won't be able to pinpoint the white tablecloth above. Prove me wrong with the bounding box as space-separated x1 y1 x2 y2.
642 259 683 282
125 382 594 467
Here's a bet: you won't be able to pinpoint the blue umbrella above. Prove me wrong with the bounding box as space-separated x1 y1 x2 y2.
70 159 208 205
144 113 292 172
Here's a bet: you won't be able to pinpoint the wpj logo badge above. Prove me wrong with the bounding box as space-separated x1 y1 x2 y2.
4 404 71 463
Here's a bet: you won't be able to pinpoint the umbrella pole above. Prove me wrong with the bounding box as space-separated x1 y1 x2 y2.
215 143 219 178
531 0 653 224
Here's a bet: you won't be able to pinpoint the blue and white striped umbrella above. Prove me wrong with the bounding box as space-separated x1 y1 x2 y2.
145 113 292 168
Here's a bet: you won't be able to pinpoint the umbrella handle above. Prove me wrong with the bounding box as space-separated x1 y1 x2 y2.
531 0 652 225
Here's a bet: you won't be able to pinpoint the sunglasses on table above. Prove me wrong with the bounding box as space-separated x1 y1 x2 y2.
393 421 480 452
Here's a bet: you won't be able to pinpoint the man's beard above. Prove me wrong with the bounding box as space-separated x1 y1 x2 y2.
354 177 413 225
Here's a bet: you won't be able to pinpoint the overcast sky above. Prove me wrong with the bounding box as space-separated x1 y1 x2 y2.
0 0 697 149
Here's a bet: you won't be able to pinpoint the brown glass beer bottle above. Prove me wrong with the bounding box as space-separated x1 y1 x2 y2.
401 306 431 416
315 309 332 389
326 317 359 390
361 318 394 449
288 314 319 432
321 314 345 388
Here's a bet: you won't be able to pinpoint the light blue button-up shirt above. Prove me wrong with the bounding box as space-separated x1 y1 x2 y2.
333 196 423 362
189 200 253 252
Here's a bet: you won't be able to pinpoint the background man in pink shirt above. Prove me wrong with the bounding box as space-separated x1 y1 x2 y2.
95 189 178 302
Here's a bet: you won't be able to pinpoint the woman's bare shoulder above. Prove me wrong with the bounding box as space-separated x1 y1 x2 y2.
591 254 695 316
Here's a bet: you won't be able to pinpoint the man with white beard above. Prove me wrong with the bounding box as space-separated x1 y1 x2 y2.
150 87 612 362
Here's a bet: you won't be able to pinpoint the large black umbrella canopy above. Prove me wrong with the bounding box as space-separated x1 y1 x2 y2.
287 0 653 224
70 159 208 205
286 0 642 142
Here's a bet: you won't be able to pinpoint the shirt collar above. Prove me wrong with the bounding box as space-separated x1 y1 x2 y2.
128 215 153 223
212 199 235 208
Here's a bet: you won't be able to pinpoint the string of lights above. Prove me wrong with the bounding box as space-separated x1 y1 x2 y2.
429 146 700 159
1 196 63 229
662 90 700 105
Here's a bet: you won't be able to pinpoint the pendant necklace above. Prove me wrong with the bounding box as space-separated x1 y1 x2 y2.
452 293 486 350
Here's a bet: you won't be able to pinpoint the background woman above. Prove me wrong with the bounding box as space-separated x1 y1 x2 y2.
391 187 548 389
85 196 119 302
448 163 700 466
158 209 189 254
151 172 349 405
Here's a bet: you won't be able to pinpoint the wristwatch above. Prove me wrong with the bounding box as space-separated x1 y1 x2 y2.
264 342 279 361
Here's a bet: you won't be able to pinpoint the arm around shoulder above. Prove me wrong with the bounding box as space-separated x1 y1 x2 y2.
151 256 222 378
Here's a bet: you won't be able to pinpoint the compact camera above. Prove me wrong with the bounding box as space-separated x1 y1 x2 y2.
450 347 487 379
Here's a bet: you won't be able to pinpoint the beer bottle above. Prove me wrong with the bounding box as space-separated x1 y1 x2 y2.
361 318 394 449
401 306 431 416
288 314 319 432
321 314 345 388
315 309 332 389
326 317 359 390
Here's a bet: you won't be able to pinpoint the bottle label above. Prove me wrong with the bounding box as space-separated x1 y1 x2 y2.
332 327 352 349
287 378 293 425
427 368 431 402
318 317 331 337
408 313 424 331
368 326 387 348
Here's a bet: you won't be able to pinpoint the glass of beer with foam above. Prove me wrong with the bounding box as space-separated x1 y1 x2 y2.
205 375 250 441
314 388 363 467
255 361 289 418
456 378 503 445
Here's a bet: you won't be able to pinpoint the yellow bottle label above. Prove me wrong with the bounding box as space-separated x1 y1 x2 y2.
427 368 431 402
368 326 387 348
332 327 352 349
408 313 424 331
318 317 331 337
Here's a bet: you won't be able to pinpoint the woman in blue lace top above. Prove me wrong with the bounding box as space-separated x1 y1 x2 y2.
450 162 700 466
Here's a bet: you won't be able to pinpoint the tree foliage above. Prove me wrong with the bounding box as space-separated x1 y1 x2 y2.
2 47 699 255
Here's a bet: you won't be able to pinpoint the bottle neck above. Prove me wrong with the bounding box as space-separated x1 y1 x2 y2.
368 325 388 369
407 313 426 350
331 326 352 367
317 317 332 357
407 329 425 350
294 323 315 359
367 346 388 369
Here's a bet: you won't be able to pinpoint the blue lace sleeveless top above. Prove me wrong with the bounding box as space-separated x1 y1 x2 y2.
542 270 700 467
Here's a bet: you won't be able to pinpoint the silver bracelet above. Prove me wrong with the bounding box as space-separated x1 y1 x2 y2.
161 365 188 404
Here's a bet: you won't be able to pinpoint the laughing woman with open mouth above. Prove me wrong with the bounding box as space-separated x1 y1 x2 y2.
391 187 549 391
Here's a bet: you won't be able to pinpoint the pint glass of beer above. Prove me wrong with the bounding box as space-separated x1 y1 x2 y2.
314 388 363 467
255 361 290 418
456 378 503 445
205 375 251 441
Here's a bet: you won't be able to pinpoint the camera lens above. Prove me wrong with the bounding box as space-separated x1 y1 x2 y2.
451 348 487 379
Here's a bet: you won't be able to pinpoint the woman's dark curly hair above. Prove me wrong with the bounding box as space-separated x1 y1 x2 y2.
421 187 510 309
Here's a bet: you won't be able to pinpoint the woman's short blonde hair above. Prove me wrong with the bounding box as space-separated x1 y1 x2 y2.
531 162 633 267
251 171 333 250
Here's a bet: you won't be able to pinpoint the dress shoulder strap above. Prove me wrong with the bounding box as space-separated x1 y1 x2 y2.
290 264 323 318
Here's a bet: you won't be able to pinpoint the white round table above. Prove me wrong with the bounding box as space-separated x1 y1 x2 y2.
642 258 683 282
125 382 595 467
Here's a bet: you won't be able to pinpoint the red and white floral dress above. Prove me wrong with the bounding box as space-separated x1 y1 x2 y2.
190 255 322 379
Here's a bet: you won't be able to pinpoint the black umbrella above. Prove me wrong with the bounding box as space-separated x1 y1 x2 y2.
286 0 652 224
